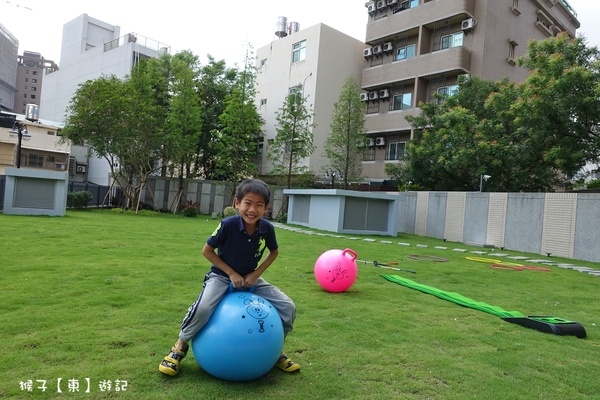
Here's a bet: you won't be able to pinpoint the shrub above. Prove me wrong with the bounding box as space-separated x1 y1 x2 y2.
182 200 198 218
223 206 237 217
67 190 93 208
276 212 288 223
587 178 600 189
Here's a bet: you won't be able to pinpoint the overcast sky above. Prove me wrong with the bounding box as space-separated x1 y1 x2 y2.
1 0 599 68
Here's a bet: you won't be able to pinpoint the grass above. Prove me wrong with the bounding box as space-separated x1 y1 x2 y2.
1 209 599 399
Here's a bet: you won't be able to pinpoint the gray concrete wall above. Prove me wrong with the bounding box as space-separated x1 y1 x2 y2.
396 191 600 263
463 193 489 246
504 193 545 254
426 192 447 240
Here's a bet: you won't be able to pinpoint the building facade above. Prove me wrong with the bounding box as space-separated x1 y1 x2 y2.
40 14 170 185
0 112 68 175
0 22 19 112
13 52 58 115
360 0 580 180
254 23 365 178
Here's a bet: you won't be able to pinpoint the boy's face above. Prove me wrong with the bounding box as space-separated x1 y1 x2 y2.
234 192 268 227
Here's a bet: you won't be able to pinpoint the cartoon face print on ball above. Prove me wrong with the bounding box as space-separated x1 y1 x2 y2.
244 297 271 319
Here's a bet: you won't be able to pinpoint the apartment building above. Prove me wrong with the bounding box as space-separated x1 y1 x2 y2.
40 14 170 185
360 0 580 180
255 22 365 177
13 52 58 115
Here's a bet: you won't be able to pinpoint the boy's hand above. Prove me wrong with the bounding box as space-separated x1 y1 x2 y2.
243 271 260 288
229 272 245 288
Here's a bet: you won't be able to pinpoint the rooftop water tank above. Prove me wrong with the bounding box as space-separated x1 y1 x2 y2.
275 16 288 38
25 103 39 122
288 22 300 35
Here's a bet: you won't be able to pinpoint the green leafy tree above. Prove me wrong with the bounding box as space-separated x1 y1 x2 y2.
213 47 264 202
163 51 203 211
404 75 571 192
323 76 366 189
195 55 238 179
514 33 600 176
268 91 316 189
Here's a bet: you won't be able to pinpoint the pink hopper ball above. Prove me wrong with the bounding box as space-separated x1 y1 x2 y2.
314 248 358 292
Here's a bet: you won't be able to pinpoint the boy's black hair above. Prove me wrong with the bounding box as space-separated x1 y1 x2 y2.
236 179 271 205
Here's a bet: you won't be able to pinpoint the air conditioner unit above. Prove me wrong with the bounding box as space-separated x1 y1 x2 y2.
376 137 386 146
377 0 386 9
369 91 379 100
55 163 66 170
373 45 383 54
367 138 376 147
76 165 86 173
379 89 390 98
366 1 376 13
360 93 369 101
363 47 373 58
461 18 476 30
383 42 393 52
387 0 398 5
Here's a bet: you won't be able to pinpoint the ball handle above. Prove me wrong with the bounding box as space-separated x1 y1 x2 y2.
342 248 358 261
228 282 256 293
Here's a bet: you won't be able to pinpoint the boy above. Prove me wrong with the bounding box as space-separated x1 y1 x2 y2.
159 179 299 376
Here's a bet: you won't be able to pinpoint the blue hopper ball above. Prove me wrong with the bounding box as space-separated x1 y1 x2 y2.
192 284 284 381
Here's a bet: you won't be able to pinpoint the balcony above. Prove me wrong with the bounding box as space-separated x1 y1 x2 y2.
362 45 472 89
366 0 476 43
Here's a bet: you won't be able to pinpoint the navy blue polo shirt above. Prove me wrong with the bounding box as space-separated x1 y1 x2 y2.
206 215 278 277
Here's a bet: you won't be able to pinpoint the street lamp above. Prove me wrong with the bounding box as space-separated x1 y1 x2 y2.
479 174 491 192
9 122 31 169
325 168 342 189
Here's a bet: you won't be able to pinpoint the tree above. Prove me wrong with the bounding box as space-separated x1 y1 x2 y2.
213 47 264 203
268 91 316 189
62 62 167 210
323 76 366 189
163 51 203 211
195 55 238 179
404 75 571 192
514 33 600 176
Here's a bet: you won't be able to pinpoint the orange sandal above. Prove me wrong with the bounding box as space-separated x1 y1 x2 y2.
158 345 188 376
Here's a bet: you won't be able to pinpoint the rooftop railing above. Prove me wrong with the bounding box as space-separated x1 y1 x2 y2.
103 33 170 54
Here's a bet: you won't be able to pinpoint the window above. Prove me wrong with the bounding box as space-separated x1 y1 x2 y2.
388 142 407 160
31 87 37 92
24 86 28 90
396 44 415 61
26 70 29 74
32 79 37 83
292 40 306 63
260 59 267 66
30 95 36 99
441 32 464 49
392 92 412 110
24 94 27 98
28 154 44 168
436 85 459 103
32 71 38 75
260 99 267 105
509 43 516 63
47 155 55 162
25 78 28 82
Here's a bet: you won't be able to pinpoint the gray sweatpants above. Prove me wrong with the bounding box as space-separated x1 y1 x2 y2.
179 272 296 343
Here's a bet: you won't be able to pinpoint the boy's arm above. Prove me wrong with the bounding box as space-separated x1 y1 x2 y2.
244 248 279 287
202 243 245 288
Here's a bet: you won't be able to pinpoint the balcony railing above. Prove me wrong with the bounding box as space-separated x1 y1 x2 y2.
104 33 170 54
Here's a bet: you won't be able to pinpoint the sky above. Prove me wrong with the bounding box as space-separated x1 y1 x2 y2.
1 0 599 68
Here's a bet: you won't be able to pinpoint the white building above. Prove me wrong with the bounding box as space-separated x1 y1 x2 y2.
40 14 169 185
255 22 365 178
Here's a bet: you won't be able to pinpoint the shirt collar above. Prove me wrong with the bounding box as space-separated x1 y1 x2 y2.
235 215 267 234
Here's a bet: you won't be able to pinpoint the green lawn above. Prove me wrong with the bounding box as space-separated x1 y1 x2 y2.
1 210 599 399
